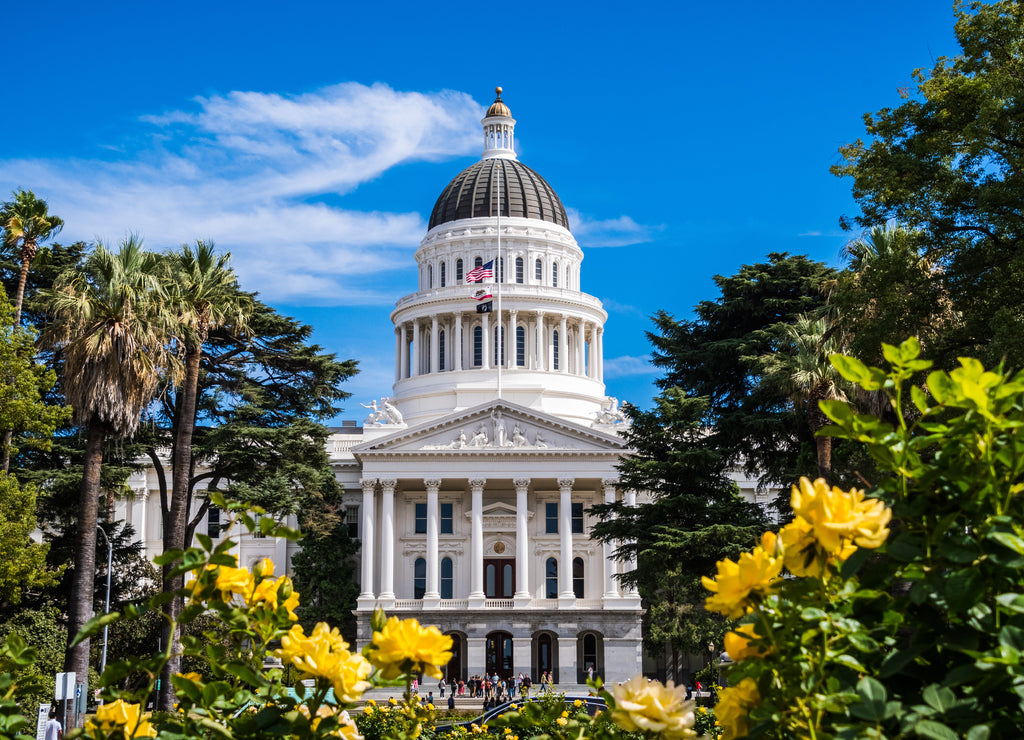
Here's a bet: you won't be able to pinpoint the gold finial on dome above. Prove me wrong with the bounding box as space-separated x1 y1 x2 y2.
486 87 511 118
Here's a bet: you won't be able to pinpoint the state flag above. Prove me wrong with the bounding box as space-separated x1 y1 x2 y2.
472 287 493 301
476 301 493 314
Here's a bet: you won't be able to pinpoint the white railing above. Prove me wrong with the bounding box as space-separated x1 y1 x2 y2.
386 598 607 610
485 599 515 609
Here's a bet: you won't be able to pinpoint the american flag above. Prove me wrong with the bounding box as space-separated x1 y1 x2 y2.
465 260 494 283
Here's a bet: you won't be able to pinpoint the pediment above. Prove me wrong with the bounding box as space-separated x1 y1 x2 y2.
352 400 626 456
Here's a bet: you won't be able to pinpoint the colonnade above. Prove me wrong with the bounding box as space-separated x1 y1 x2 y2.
357 477 638 609
394 311 604 382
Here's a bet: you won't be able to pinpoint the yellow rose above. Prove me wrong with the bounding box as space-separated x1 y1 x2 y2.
611 675 697 740
724 623 771 662
276 622 372 701
791 477 891 556
89 700 156 738
702 536 782 619
366 616 454 680
715 677 759 740
214 564 254 601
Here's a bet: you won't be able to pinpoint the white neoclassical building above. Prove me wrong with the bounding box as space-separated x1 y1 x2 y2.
117 89 645 684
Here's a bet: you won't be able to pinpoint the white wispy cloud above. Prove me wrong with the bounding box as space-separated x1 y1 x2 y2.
603 354 658 378
0 83 481 305
567 208 663 247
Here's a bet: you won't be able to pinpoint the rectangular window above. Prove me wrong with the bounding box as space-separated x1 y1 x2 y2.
346 506 359 538
207 506 221 539
546 502 558 534
535 258 542 281
441 502 453 534
415 502 427 534
572 502 585 534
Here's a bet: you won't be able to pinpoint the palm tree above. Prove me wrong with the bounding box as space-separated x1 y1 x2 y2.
39 237 173 709
759 315 847 483
1 190 64 328
157 240 250 710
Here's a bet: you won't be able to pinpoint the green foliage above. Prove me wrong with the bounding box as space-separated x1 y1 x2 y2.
720 338 1024 737
290 500 360 643
0 634 35 740
0 606 66 719
833 0 1024 369
356 696 436 740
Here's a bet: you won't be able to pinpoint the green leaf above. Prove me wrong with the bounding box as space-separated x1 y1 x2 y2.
999 624 1024 652
966 725 991 740
986 531 1024 556
911 384 930 413
913 719 958 740
69 611 121 648
849 676 887 721
922 684 956 713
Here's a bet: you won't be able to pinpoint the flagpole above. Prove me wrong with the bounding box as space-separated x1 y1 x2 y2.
496 161 502 401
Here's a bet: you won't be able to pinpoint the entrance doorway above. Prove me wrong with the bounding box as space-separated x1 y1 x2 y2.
484 558 515 598
486 631 514 676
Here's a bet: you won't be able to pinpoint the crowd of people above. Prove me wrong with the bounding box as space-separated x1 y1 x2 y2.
432 671 558 706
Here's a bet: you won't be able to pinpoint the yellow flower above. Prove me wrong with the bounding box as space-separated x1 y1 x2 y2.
573 699 582 707
250 574 300 619
611 675 697 740
702 533 782 619
724 623 771 662
556 717 568 726
88 700 156 738
214 564 254 601
715 678 759 740
275 622 372 701
367 616 454 680
791 477 891 554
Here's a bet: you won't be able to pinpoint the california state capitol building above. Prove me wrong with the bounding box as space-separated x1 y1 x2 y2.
116 89 772 685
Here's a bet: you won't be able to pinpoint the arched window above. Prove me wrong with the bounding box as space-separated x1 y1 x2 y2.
475 256 483 269
473 326 483 367
552 330 560 370
516 326 526 366
427 264 433 289
439 329 446 371
573 557 584 598
414 558 426 599
582 633 598 678
515 257 524 283
440 261 447 287
552 262 558 287
494 325 505 366
441 557 453 599
456 258 464 282
535 258 542 281
545 557 558 598
538 633 553 675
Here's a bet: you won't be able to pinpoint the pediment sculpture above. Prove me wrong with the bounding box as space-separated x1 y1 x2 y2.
360 396 406 426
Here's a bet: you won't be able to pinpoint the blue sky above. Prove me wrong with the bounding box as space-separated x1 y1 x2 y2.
2 1 959 422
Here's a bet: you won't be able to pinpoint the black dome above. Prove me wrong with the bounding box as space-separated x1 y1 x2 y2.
428 159 569 231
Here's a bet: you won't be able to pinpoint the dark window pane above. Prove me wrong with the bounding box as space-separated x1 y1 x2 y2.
415 502 427 534
546 502 558 534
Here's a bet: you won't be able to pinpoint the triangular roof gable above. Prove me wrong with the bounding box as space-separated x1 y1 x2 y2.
352 399 626 456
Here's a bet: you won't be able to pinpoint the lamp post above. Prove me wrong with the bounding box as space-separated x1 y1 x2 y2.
96 525 113 676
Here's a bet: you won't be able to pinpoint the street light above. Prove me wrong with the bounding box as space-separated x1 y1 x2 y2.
96 525 113 676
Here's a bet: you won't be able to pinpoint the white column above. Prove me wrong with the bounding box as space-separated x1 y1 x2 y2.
394 329 401 382
558 478 575 605
559 316 568 373
379 479 397 604
400 325 408 380
602 479 620 600
357 479 377 609
425 478 441 605
430 315 439 374
509 310 518 369
411 321 420 377
482 314 491 370
577 321 586 376
597 327 604 383
469 478 486 606
624 489 640 600
454 313 463 371
535 311 545 370
514 478 530 604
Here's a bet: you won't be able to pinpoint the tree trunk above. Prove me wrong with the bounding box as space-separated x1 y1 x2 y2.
64 420 105 726
816 434 832 485
157 346 201 711
13 245 35 329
